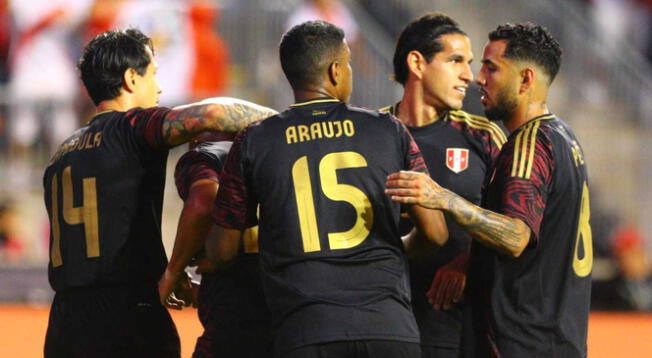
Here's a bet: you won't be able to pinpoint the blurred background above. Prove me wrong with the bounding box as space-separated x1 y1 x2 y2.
0 0 651 354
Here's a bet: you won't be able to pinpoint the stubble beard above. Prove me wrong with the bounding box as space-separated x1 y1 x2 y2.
484 85 517 123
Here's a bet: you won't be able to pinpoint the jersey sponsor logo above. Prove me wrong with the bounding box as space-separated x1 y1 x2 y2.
446 148 469 173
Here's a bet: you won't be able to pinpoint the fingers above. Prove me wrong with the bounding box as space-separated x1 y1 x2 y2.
427 271 466 310
434 274 452 310
164 293 185 310
441 276 458 310
386 170 421 181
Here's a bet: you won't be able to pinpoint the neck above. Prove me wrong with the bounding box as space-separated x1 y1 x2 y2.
398 81 441 127
293 87 339 103
504 99 549 132
95 95 136 114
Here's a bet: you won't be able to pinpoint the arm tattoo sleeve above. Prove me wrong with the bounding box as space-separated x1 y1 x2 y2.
162 98 277 147
442 193 530 257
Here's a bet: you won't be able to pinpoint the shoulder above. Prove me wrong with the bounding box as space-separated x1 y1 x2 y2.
124 106 172 124
448 110 507 147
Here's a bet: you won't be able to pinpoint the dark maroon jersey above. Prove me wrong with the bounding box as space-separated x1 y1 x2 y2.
44 107 170 292
174 141 231 200
381 104 505 349
174 140 272 355
212 98 427 355
465 114 591 358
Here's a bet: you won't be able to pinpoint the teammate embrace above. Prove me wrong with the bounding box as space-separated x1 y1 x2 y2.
44 12 590 358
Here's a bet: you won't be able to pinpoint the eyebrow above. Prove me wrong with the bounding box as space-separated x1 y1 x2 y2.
481 59 495 66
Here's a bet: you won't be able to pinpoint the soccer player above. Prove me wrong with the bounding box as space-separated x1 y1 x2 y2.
210 20 447 358
160 139 272 357
381 13 506 358
386 23 591 358
43 28 275 358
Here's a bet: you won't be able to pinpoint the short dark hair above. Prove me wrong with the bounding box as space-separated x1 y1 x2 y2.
489 23 562 84
78 28 154 105
279 20 345 89
393 12 466 86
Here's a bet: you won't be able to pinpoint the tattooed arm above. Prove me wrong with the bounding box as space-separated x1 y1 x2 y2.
386 171 530 258
162 97 277 147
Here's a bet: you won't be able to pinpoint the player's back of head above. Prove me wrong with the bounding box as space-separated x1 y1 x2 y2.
393 12 466 86
279 20 345 89
78 28 154 105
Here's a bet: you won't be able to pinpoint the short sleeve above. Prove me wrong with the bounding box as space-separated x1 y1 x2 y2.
495 123 553 241
124 107 170 151
174 151 220 201
390 114 428 175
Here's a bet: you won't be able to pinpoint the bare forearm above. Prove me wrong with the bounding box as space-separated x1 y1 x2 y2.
167 180 218 273
408 205 448 247
168 209 213 274
162 97 277 147
440 191 530 257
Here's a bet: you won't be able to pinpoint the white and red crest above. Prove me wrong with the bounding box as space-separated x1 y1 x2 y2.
446 148 469 173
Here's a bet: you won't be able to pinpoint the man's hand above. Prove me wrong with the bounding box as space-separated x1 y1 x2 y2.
173 274 198 308
158 269 194 309
385 171 449 210
426 251 468 310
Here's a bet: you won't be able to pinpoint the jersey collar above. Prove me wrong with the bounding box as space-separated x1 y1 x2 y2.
87 110 114 124
290 97 340 107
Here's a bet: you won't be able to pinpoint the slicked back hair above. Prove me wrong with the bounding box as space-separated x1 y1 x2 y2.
280 20 345 89
393 12 466 86
78 28 154 105
489 23 562 84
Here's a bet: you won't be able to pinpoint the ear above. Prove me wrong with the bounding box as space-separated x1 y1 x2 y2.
328 60 340 86
519 67 535 94
123 68 138 93
406 50 425 80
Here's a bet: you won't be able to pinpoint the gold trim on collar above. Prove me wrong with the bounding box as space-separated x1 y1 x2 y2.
290 98 340 107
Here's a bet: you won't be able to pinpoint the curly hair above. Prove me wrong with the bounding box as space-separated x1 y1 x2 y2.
489 23 562 84
392 12 466 86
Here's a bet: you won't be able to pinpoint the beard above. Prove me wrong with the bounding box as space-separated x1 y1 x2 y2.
484 85 517 122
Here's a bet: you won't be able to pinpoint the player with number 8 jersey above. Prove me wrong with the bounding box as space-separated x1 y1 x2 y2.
467 113 591 357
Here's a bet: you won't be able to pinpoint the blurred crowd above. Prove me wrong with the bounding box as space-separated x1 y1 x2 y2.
0 0 229 176
0 0 651 311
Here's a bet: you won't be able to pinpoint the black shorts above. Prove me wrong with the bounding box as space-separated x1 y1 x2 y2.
283 340 421 358
192 272 273 358
421 346 459 358
44 284 180 358
192 321 273 358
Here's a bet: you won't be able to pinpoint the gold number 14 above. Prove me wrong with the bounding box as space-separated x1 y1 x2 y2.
50 166 100 267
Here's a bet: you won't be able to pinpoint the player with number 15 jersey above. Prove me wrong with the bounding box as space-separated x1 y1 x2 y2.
214 97 432 356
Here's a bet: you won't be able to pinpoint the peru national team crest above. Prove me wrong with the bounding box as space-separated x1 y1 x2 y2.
446 148 469 173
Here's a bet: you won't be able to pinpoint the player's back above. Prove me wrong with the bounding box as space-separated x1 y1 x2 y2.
44 108 169 293
241 98 422 353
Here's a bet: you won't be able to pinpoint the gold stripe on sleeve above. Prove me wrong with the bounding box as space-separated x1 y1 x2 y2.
524 120 541 179
511 126 526 177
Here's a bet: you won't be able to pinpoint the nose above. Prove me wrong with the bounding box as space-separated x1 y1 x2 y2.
461 64 473 83
475 71 485 87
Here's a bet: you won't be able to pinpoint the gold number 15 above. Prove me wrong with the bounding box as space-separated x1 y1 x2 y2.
291 152 374 253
